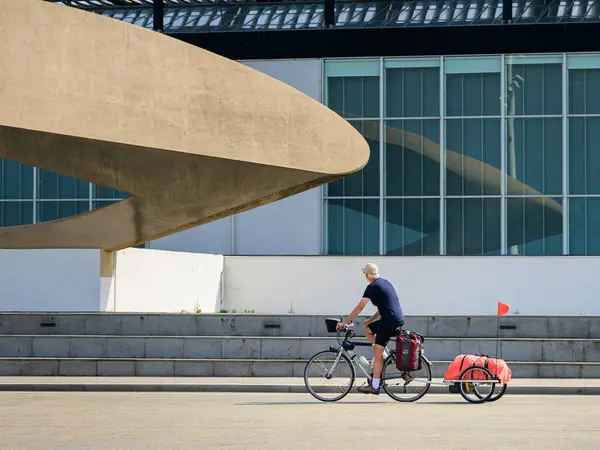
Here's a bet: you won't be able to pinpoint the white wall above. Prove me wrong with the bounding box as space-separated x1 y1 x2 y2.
2 250 600 314
0 249 100 311
150 58 323 256
223 256 600 315
149 218 233 255
114 248 224 313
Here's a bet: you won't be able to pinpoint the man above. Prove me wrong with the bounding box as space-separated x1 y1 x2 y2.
336 263 404 395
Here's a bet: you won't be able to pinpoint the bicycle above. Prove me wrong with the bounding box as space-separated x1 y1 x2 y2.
303 317 433 403
304 317 501 404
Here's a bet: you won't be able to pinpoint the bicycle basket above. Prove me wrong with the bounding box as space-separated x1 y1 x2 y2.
325 318 340 333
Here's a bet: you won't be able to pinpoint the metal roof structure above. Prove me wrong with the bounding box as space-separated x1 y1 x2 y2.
44 0 600 32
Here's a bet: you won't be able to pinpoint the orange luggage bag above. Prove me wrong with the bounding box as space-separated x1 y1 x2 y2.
444 354 512 384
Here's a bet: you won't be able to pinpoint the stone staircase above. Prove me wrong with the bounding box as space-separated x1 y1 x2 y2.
0 313 598 378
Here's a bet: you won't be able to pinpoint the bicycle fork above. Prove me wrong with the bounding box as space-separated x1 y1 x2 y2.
325 346 345 379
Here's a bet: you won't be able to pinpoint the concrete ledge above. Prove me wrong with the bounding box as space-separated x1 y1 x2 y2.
0 377 599 395
1 358 600 378
3 335 600 363
1 313 600 338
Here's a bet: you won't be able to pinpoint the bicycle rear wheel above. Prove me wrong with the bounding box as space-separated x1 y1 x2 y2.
486 381 507 402
381 355 431 402
304 350 355 402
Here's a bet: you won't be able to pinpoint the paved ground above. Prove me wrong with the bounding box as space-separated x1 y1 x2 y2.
0 392 599 449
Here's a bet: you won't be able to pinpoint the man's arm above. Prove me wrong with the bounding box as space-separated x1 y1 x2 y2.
341 298 370 327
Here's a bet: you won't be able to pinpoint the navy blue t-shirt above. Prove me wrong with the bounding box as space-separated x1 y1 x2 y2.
363 277 404 322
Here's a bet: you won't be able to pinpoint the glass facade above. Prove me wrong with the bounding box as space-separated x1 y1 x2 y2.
324 53 600 256
0 163 131 228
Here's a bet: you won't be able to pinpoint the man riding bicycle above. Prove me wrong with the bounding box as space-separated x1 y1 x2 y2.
336 263 404 395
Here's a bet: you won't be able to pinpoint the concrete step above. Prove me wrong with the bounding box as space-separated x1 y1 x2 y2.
2 335 600 363
0 357 598 378
3 377 600 395
1 313 599 338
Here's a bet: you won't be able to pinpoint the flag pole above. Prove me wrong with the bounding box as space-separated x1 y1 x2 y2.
495 314 500 378
495 302 511 380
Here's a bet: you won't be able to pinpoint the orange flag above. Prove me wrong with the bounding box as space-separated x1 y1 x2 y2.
497 302 510 317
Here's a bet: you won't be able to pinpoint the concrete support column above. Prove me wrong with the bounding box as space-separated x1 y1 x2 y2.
100 250 116 311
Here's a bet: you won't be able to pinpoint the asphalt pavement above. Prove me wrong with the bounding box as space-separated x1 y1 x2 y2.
0 392 598 449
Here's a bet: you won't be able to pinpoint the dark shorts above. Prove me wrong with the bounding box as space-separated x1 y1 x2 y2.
367 318 404 347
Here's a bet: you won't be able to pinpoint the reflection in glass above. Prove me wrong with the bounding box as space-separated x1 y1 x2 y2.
385 198 440 255
385 120 440 196
505 117 562 196
445 198 501 255
569 117 600 195
445 119 501 196
38 169 89 199
93 184 131 200
385 67 439 117
505 61 562 116
327 76 379 118
569 68 600 115
37 201 90 223
0 201 33 227
506 197 563 255
327 121 380 197
569 197 600 255
326 199 379 255
446 72 500 117
0 160 33 200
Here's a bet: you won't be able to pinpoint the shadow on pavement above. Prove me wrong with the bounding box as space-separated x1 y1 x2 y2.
237 400 469 406
237 401 383 405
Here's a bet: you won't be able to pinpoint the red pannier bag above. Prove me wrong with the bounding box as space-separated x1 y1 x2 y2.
444 354 512 384
395 331 424 371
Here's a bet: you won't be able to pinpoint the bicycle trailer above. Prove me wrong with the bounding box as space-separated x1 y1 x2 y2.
444 354 512 395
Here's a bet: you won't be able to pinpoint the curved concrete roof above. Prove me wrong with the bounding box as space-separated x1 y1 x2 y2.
0 0 369 250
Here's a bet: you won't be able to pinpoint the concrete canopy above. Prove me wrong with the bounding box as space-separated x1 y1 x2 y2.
0 0 369 250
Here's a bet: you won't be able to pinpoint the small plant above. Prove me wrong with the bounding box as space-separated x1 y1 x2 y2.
180 309 189 313
242 309 255 313
194 306 202 313
219 308 229 313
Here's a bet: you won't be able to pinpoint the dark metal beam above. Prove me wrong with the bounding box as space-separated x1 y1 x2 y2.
153 0 164 32
173 22 600 60
503 0 512 22
324 0 335 27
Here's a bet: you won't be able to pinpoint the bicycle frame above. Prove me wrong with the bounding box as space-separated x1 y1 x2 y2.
326 341 374 380
324 328 434 382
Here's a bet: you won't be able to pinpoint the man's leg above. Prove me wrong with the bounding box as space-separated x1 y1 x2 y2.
363 322 377 382
364 323 376 345
358 324 390 394
371 343 385 388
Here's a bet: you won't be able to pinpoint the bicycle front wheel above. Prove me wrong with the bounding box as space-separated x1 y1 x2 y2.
382 355 431 402
304 350 356 402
